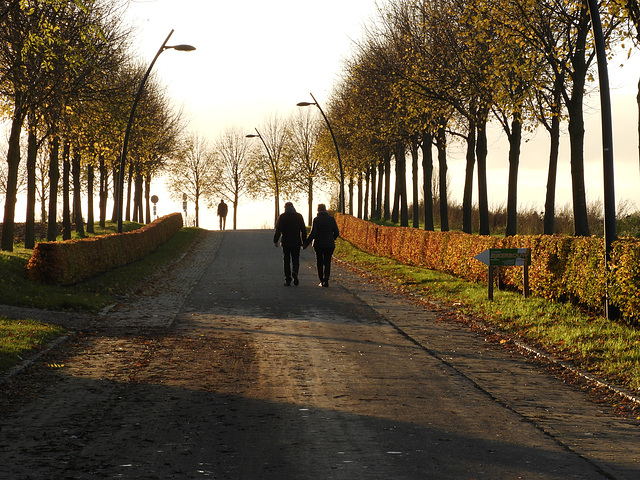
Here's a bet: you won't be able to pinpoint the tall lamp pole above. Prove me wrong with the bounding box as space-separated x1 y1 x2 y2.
586 0 617 319
117 29 195 233
246 128 280 226
297 93 345 214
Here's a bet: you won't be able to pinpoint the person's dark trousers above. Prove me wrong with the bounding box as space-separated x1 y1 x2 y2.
282 245 301 283
314 247 334 283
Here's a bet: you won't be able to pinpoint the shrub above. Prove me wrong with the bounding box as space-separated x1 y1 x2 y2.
336 214 637 321
27 213 183 285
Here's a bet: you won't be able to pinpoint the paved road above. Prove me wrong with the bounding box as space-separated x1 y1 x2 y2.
1 229 639 479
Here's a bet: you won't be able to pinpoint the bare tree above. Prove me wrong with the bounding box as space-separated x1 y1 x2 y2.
165 132 217 228
288 108 327 225
213 126 253 230
248 114 292 227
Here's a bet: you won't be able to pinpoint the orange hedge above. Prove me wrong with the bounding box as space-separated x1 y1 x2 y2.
336 214 640 323
27 213 183 285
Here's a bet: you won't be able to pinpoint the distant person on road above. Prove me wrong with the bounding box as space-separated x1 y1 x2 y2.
304 204 339 287
274 202 307 286
217 199 228 230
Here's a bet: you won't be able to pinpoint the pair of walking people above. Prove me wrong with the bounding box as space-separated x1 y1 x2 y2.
273 202 340 287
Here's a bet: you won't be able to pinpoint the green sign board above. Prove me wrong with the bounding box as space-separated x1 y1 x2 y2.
473 248 531 267
473 248 531 301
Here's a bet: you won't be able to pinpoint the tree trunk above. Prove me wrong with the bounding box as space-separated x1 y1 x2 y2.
383 147 391 221
133 172 143 223
1 106 25 252
125 163 133 222
145 174 152 224
87 164 95 233
544 79 563 235
394 143 408 227
111 166 118 222
72 150 84 237
637 75 640 185
25 110 38 249
566 7 590 237
421 132 434 231
437 125 449 232
348 176 354 216
62 141 71 240
47 135 60 241
476 113 490 236
99 155 107 228
195 192 200 228
370 162 377 220
233 192 238 230
307 176 314 226
363 167 370 221
506 112 522 237
411 140 420 228
462 117 476 234
376 156 384 218
357 171 363 219
392 171 400 224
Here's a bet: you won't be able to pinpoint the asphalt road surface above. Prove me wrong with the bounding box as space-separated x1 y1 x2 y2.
0 229 638 479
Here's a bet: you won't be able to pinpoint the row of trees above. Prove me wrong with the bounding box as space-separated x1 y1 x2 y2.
316 0 640 237
0 0 188 252
0 1 347 247
166 109 339 230
6 0 640 247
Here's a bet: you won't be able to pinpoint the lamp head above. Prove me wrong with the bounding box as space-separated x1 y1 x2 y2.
166 44 196 51
297 102 315 107
246 134 259 138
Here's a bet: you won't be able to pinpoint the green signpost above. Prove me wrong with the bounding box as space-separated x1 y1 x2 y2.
473 248 531 300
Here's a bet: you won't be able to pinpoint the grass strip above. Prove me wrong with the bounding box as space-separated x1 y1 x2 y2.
0 224 204 312
334 238 640 393
0 318 66 372
0 224 205 374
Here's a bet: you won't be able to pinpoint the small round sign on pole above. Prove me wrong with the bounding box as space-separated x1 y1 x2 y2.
182 194 188 223
151 195 158 219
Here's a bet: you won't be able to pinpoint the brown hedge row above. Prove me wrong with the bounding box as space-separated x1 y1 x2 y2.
336 214 640 323
27 213 183 285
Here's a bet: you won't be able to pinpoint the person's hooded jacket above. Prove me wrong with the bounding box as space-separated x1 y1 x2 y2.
306 210 339 249
273 203 307 248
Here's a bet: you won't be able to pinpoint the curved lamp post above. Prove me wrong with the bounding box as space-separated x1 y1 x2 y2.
586 0 617 319
297 92 345 214
117 29 195 233
246 128 280 226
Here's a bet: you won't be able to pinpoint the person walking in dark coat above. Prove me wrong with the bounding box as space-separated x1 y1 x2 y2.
304 203 340 287
274 202 307 286
217 199 228 230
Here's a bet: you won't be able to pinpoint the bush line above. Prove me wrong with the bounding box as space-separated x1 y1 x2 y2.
26 213 183 285
335 214 640 324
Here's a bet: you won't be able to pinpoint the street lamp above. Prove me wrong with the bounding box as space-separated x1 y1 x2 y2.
246 129 280 226
586 0 617 319
297 92 345 214
117 29 195 233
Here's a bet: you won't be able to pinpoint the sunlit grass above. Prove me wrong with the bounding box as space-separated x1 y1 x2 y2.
0 224 205 373
0 318 66 371
334 238 640 392
0 223 204 312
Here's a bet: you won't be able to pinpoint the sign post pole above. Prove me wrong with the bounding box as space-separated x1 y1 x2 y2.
474 248 531 301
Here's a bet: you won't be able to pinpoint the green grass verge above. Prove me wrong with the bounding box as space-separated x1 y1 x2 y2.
1 222 204 312
334 238 640 393
0 223 205 374
0 318 66 371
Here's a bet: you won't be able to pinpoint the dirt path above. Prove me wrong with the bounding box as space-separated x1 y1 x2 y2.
0 230 638 479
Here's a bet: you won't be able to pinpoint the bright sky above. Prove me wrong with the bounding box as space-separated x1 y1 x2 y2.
123 0 640 229
123 0 379 228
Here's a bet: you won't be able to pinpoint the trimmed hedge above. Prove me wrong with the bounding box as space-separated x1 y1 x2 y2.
27 213 183 285
336 214 640 323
